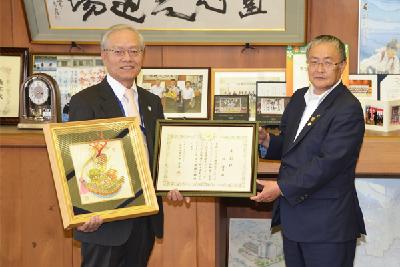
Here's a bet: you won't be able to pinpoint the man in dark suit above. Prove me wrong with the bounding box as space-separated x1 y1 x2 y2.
252 35 366 267
69 24 188 267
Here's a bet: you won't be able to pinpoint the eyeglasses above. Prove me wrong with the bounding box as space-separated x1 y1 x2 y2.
103 47 143 57
307 61 341 69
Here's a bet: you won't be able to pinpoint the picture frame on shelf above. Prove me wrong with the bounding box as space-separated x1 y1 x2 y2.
0 47 29 124
22 0 306 45
43 117 159 229
213 95 250 121
137 67 211 120
211 68 286 121
348 74 378 100
30 53 107 122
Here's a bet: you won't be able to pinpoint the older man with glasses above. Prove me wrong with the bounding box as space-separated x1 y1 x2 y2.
69 24 189 267
254 35 366 267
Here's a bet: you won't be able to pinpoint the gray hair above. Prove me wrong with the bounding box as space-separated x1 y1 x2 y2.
101 24 145 51
306 35 346 63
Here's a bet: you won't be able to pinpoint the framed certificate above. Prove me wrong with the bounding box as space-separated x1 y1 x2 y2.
153 120 259 197
43 117 159 229
256 97 291 126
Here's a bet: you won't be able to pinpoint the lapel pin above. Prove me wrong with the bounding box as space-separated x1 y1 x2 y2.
307 122 312 126
148 106 151 111
311 117 316 122
317 115 320 117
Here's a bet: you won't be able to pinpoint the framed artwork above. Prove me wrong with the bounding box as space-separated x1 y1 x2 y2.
211 68 286 121
22 0 307 45
286 44 350 95
43 117 159 229
229 219 285 267
0 47 29 124
358 0 400 75
256 96 290 126
153 120 259 197
213 95 249 121
348 74 378 100
30 53 107 122
137 67 210 119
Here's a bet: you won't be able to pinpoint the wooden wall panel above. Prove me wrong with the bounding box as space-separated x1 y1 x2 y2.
1 0 13 47
1 148 23 267
309 0 360 74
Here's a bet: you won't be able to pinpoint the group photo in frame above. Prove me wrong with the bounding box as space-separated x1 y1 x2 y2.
349 74 378 100
213 95 250 121
30 53 106 122
43 117 159 229
0 47 29 124
211 68 286 121
137 67 210 119
22 0 306 44
152 120 259 197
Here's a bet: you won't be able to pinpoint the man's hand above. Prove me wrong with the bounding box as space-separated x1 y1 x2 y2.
75 215 103 232
259 127 271 148
167 189 190 203
250 180 281 203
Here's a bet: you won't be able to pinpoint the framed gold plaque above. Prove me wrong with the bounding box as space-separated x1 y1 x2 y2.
153 120 259 197
43 117 158 229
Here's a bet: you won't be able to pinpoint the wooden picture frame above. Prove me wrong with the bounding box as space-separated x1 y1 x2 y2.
30 52 106 122
22 0 307 45
211 68 286 121
137 67 211 119
153 120 259 197
0 47 29 124
43 117 159 229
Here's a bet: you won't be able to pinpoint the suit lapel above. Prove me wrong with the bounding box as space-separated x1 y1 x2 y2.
284 83 345 155
98 79 124 118
137 87 155 159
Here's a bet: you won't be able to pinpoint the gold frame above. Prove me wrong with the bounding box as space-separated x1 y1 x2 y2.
43 117 158 229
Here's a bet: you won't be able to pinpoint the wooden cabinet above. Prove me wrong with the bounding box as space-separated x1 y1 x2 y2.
1 126 399 267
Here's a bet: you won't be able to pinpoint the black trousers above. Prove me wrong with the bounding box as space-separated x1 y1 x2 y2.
80 217 156 267
282 234 357 267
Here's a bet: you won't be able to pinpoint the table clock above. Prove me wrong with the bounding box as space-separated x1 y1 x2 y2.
18 73 61 129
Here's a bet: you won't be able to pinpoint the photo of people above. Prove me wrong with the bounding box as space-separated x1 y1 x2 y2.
365 105 384 126
214 96 248 114
256 98 290 115
141 73 205 115
391 105 400 125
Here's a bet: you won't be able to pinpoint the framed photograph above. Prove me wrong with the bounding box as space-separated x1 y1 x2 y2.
213 95 249 121
256 97 290 126
286 44 350 95
43 117 159 229
0 47 29 124
137 67 210 119
358 0 400 75
361 98 400 132
349 74 378 100
30 53 107 122
211 68 286 121
153 120 259 197
22 0 306 45
229 219 284 267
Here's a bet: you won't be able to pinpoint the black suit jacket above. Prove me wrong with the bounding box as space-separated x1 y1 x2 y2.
262 82 366 243
69 78 164 246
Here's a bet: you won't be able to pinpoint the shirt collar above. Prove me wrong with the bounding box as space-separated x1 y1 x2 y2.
106 74 137 102
304 78 341 105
